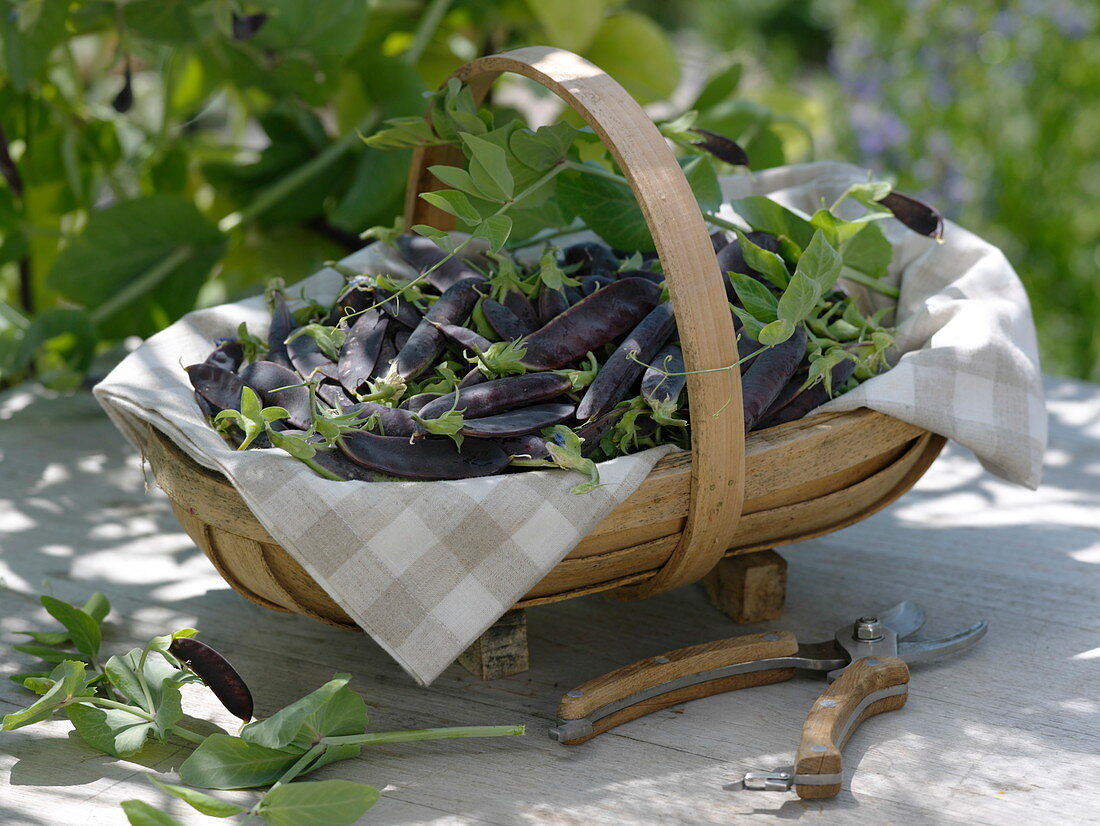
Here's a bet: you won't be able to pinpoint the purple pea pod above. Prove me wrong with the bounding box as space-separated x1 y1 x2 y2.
287 330 339 382
394 234 486 292
338 310 389 396
458 367 487 389
561 241 620 275
878 191 944 239
343 401 425 439
399 393 442 413
740 326 808 432
338 430 510 479
459 403 575 438
186 363 246 414
689 127 750 167
538 284 570 325
521 278 662 370
418 372 572 420
577 302 676 421
575 407 627 457
205 340 244 373
239 360 312 429
267 292 295 369
309 445 390 482
431 320 493 354
711 231 731 253
580 274 615 296
169 638 253 722
502 290 539 333
317 380 357 410
371 329 398 379
496 434 551 462
482 298 531 340
616 268 664 286
394 278 481 380
194 391 219 420
641 343 686 410
327 280 373 325
374 285 423 330
755 358 857 430
564 285 584 306
394 327 411 351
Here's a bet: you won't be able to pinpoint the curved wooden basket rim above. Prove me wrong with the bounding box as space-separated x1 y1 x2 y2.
403 46 745 597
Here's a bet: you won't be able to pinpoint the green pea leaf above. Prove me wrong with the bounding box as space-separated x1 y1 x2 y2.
148 776 247 818
66 703 154 759
83 592 111 623
410 224 455 253
729 196 816 249
0 0 68 91
428 165 488 199
13 643 79 663
731 306 766 342
2 661 92 730
794 230 842 295
728 273 778 323
152 680 184 742
120 799 186 826
473 215 512 253
509 122 577 171
105 648 193 712
460 134 514 202
14 629 70 646
38 602 100 659
258 779 380 826
736 231 790 289
361 117 435 150
777 272 821 326
758 318 797 346
419 190 482 226
241 674 359 750
692 63 743 111
179 733 301 790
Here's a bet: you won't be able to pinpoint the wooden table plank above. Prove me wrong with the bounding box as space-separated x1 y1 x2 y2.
1 375 1098 825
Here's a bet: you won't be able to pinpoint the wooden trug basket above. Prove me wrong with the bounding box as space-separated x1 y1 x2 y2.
146 47 945 664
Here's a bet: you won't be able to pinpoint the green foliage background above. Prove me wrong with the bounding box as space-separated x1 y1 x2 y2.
0 0 1096 388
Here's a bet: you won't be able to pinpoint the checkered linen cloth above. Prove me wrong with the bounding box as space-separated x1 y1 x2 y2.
95 161 1045 685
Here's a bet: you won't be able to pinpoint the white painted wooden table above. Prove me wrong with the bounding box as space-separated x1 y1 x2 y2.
2 375 1098 826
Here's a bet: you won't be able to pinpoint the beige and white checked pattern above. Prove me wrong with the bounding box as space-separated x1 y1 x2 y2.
95 162 1045 685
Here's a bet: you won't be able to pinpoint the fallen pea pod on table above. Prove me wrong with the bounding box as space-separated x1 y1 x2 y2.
187 230 905 491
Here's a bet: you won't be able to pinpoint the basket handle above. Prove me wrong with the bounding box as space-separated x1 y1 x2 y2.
404 46 745 597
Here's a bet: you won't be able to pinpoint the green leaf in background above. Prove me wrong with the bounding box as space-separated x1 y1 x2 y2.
47 195 225 339
120 800 186 826
40 596 100 659
743 127 786 170
14 629 70 646
122 0 196 44
12 643 77 663
729 196 816 249
524 0 608 53
15 309 98 389
691 63 743 111
0 0 68 91
584 11 680 104
148 777 246 818
728 273 778 323
556 170 654 252
179 733 301 789
2 661 91 730
83 592 110 623
258 779 380 826
840 223 893 281
795 230 843 295
758 318 796 346
681 156 721 213
732 306 766 342
460 134 515 202
66 703 153 759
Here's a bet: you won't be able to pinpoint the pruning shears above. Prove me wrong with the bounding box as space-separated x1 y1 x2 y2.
549 602 987 799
